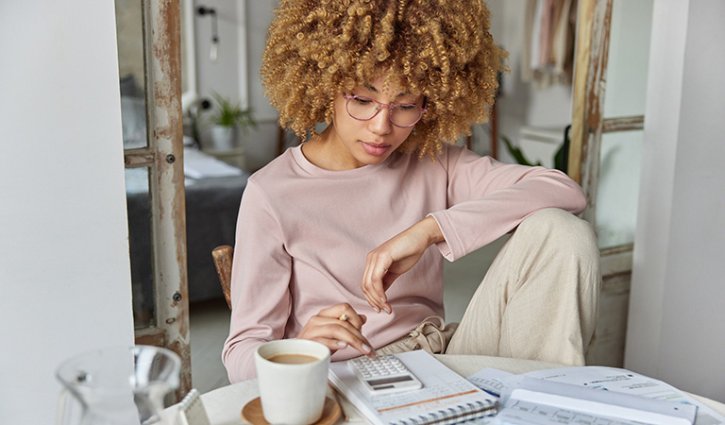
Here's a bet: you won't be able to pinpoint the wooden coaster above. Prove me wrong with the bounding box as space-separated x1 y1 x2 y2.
241 396 342 425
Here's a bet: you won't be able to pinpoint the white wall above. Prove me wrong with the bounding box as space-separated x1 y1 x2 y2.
190 0 279 171
594 0 652 249
243 0 282 171
193 0 244 153
626 0 725 402
194 0 245 107
0 1 134 423
487 0 573 164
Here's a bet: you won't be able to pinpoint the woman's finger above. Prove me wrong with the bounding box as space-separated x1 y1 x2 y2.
362 253 392 313
313 336 349 352
320 323 373 356
308 308 371 344
368 256 391 313
334 305 366 330
305 320 373 356
361 256 382 312
319 303 366 330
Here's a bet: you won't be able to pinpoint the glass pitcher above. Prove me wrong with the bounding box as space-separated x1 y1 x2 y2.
55 345 181 425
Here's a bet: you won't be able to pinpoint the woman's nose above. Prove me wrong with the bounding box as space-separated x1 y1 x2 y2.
369 105 393 135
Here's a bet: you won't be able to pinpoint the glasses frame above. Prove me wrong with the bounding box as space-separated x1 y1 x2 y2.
343 94 426 128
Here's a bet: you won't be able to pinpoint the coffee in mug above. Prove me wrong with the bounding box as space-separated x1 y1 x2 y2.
266 353 318 364
255 339 331 425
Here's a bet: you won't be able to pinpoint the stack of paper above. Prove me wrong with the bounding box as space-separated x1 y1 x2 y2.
331 352 723 425
467 366 725 425
330 350 497 425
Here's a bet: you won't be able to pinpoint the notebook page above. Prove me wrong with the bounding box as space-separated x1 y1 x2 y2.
329 350 497 425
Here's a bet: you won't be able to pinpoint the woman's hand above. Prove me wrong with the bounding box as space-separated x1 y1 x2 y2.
361 216 444 314
297 303 374 356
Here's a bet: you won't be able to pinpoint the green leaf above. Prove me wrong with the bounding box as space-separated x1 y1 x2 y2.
501 135 541 167
210 92 257 131
553 125 570 173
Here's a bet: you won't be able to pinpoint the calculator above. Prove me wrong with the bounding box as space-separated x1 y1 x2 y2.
349 355 423 395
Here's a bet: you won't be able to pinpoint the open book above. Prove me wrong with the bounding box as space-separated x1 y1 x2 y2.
468 366 709 425
329 350 497 425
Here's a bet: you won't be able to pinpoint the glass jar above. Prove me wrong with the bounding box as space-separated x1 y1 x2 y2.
55 345 180 425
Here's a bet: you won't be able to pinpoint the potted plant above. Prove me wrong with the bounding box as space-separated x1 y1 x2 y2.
501 130 570 173
208 93 256 151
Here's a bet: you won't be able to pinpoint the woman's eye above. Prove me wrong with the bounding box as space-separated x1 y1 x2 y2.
353 96 373 105
397 104 417 111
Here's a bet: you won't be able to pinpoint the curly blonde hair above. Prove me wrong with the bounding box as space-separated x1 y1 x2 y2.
261 0 506 158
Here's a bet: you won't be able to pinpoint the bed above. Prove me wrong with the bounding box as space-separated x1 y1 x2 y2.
125 148 248 312
122 93 248 323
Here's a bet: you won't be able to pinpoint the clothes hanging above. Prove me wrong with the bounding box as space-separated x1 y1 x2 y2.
523 0 577 88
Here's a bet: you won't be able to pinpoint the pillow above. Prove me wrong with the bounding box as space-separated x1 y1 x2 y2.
119 74 142 98
121 96 147 148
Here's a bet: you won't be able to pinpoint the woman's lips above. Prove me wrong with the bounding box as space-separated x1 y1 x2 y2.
360 141 390 157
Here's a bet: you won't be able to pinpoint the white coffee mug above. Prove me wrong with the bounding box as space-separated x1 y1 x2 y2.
255 339 331 425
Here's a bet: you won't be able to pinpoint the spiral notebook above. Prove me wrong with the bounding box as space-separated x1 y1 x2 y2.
329 350 497 425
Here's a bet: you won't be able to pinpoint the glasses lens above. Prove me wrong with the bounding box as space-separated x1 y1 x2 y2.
345 95 423 127
346 96 378 121
390 105 423 127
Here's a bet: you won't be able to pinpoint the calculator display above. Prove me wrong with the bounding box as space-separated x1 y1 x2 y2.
367 375 414 386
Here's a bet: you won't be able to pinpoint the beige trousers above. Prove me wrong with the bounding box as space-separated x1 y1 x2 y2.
377 208 601 366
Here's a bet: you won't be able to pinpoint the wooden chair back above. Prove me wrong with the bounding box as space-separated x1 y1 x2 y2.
212 245 234 309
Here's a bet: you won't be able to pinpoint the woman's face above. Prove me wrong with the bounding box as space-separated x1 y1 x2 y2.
328 75 423 169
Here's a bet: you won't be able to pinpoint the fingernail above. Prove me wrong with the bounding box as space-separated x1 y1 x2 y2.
362 344 371 353
337 341 348 348
384 307 392 314
373 307 380 313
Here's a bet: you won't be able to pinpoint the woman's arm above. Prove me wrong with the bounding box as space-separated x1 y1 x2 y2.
222 180 293 382
361 216 444 313
222 181 375 382
360 145 586 312
429 146 586 261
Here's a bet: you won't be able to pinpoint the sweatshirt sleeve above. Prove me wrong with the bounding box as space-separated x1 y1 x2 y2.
428 146 586 261
221 179 292 383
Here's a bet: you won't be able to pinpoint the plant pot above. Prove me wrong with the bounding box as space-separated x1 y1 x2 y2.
210 125 238 151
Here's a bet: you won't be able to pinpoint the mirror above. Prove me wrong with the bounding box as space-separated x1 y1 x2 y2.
181 0 198 112
115 0 197 149
115 0 147 149
115 0 198 331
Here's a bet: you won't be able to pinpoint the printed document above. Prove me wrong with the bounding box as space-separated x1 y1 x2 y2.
467 366 724 425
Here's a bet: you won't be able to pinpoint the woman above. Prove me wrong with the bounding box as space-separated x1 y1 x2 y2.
223 0 599 382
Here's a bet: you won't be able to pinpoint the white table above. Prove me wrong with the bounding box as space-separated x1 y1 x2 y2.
196 355 725 424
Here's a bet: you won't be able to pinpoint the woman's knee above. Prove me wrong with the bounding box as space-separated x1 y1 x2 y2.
517 208 598 259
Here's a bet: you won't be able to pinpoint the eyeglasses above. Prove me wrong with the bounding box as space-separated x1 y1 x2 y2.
343 94 426 128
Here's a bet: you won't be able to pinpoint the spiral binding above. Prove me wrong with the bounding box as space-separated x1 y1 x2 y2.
389 400 498 425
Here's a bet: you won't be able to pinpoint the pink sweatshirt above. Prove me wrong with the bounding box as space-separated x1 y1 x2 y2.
222 144 586 382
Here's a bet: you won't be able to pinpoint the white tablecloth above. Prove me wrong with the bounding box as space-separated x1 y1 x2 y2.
193 355 725 424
